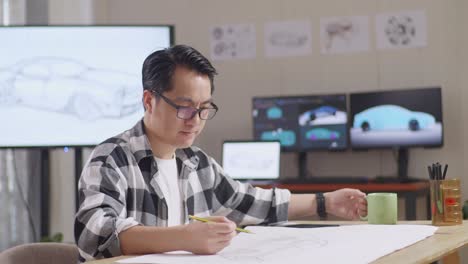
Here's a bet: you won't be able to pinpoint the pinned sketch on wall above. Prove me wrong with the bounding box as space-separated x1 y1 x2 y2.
376 10 427 50
320 16 370 54
264 20 312 57
210 24 256 61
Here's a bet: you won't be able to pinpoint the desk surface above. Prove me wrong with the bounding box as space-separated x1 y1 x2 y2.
86 220 467 264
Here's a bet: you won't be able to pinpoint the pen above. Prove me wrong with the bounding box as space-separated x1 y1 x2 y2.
188 215 254 234
442 164 448 179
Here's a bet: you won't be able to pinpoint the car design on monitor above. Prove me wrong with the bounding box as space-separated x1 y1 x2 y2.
299 105 347 126
266 106 283 119
353 104 436 132
0 57 141 120
260 129 296 146
305 128 340 141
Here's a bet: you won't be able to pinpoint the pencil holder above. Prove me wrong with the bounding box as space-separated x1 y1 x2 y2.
430 178 462 226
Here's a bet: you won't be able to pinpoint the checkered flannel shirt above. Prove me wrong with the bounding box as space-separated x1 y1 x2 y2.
74 119 291 262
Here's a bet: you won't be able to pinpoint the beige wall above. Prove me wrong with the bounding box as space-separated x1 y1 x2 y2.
47 0 468 245
100 0 464 181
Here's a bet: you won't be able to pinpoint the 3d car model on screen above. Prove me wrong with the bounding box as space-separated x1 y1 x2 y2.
261 129 296 146
0 57 141 120
305 128 340 141
299 105 346 126
353 105 436 132
266 106 283 119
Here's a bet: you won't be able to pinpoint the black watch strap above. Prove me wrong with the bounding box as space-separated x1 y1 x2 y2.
316 192 327 220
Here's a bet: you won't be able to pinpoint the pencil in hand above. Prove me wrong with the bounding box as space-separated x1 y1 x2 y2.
188 215 254 234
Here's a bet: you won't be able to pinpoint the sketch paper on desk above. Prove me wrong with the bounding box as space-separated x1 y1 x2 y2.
118 225 437 264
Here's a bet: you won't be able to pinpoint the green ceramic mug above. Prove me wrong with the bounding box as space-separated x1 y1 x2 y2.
361 193 398 224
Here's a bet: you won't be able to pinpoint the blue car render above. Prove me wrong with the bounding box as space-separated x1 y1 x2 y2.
353 105 436 132
305 128 340 141
261 130 296 146
299 105 337 126
266 106 282 119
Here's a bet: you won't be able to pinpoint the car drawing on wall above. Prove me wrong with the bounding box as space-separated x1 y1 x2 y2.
353 105 436 132
299 105 340 126
305 128 340 141
261 129 296 146
0 57 141 120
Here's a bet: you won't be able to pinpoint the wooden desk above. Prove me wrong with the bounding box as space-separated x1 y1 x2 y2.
86 220 468 264
255 181 430 220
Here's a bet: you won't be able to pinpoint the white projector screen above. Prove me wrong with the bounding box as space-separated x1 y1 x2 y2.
0 26 173 147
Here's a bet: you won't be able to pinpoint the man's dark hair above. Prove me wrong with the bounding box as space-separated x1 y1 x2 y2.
142 44 217 95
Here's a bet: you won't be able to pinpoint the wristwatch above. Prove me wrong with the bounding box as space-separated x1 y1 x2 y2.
316 192 327 220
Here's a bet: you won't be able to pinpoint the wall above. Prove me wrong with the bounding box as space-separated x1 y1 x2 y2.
100 0 464 182
45 0 467 244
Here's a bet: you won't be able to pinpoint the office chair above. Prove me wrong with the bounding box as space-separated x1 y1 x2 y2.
0 242 78 264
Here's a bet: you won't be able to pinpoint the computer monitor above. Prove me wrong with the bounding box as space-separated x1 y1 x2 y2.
0 25 174 148
252 94 348 151
349 87 443 149
222 141 281 180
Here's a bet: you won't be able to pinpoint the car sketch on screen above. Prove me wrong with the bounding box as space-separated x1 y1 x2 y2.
351 104 442 147
298 105 347 126
305 128 340 141
0 57 141 120
261 129 296 146
353 105 435 131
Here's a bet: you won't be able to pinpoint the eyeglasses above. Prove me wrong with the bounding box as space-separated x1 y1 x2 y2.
151 90 218 120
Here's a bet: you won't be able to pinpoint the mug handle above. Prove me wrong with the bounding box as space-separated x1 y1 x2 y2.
359 196 368 221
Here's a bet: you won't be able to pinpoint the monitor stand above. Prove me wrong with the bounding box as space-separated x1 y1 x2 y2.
374 148 411 183
75 147 83 211
298 151 308 181
296 148 411 184
397 147 409 180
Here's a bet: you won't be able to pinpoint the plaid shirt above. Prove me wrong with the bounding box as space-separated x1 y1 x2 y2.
74 119 291 262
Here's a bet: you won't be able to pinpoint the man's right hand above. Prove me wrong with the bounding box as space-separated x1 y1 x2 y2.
182 216 237 254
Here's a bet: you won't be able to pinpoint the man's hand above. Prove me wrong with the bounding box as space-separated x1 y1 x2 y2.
182 216 237 254
324 188 367 220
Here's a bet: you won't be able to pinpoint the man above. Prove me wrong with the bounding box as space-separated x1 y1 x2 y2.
74 44 367 262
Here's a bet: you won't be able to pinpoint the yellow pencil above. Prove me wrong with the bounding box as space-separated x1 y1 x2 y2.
188 215 254 234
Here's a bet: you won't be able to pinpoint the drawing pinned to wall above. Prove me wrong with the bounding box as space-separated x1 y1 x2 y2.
210 24 256 61
264 20 312 58
320 16 370 54
376 10 427 50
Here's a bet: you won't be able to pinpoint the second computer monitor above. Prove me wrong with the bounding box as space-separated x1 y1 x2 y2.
252 94 348 151
349 87 443 148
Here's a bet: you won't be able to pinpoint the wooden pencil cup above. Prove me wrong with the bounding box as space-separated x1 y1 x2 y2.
430 178 462 226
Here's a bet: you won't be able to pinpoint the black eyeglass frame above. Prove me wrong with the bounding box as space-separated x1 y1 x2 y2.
151 90 219 120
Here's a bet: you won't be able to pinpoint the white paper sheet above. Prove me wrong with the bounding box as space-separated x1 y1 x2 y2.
210 24 256 60
320 16 370 54
264 20 312 57
117 224 437 264
376 10 427 50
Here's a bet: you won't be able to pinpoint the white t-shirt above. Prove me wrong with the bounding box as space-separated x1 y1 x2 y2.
154 156 183 227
